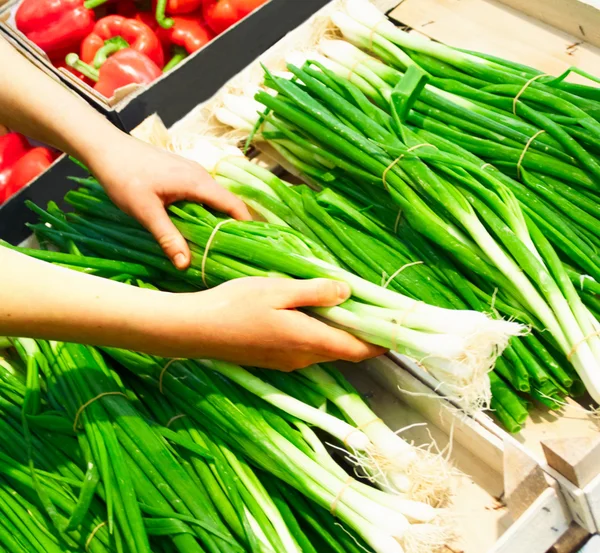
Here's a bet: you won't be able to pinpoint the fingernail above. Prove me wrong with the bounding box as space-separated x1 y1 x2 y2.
336 282 351 301
174 253 187 269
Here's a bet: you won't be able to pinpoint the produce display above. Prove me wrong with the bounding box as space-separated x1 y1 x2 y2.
0 131 58 205
3 0 600 551
11 0 269 98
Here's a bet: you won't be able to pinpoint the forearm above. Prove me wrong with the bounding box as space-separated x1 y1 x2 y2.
0 247 188 354
0 36 126 166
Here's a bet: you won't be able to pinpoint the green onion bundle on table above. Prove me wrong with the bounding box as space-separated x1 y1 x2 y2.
0 329 452 553
14 170 522 414
205 0 600 428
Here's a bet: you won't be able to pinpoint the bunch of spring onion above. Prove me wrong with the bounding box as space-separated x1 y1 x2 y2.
0 349 116 553
18 179 523 414
209 14 600 413
2 340 391 553
7 200 459 496
163 134 563 430
8 338 247 553
102 347 450 553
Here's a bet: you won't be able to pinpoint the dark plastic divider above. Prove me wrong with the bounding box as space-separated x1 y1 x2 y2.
116 0 331 130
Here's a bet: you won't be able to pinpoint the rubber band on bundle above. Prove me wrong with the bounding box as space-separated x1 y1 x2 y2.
517 130 546 179
211 155 239 180
73 393 127 432
568 331 600 361
202 219 233 287
368 20 386 51
159 358 183 394
513 74 551 115
166 414 187 428
383 261 424 289
330 477 354 516
393 209 403 234
357 417 383 431
390 300 421 353
347 60 362 83
382 144 437 191
343 428 363 447
85 521 107 551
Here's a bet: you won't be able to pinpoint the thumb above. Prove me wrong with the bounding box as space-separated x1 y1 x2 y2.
135 198 191 269
274 278 351 309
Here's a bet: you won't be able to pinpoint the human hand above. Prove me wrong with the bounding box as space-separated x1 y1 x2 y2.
86 134 251 270
156 277 387 370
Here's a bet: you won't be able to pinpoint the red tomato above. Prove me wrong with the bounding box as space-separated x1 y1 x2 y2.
202 0 267 35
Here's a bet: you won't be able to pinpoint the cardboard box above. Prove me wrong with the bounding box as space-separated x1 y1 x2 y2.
0 0 330 130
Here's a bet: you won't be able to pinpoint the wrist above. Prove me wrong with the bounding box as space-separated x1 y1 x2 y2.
126 290 211 359
68 118 130 172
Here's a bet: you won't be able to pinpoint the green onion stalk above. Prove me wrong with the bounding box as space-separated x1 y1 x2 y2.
102 348 450 553
209 38 600 410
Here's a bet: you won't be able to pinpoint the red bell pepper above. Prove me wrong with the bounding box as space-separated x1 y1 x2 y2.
0 134 57 204
15 0 107 61
3 148 58 201
201 0 267 35
156 11 213 54
81 15 165 68
116 0 157 29
165 0 202 15
0 133 31 192
66 48 162 98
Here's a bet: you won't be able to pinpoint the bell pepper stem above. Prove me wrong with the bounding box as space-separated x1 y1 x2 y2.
163 46 188 72
93 37 130 68
65 54 100 82
155 0 174 29
83 0 110 9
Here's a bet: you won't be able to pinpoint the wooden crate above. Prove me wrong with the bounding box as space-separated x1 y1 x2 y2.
495 0 600 50
343 356 573 553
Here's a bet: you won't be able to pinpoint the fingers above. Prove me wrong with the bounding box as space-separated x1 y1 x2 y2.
186 171 252 221
133 197 191 269
302 318 387 363
272 278 351 309
266 311 386 371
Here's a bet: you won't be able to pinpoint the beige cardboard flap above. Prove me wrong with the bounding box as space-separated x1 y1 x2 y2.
390 0 600 80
